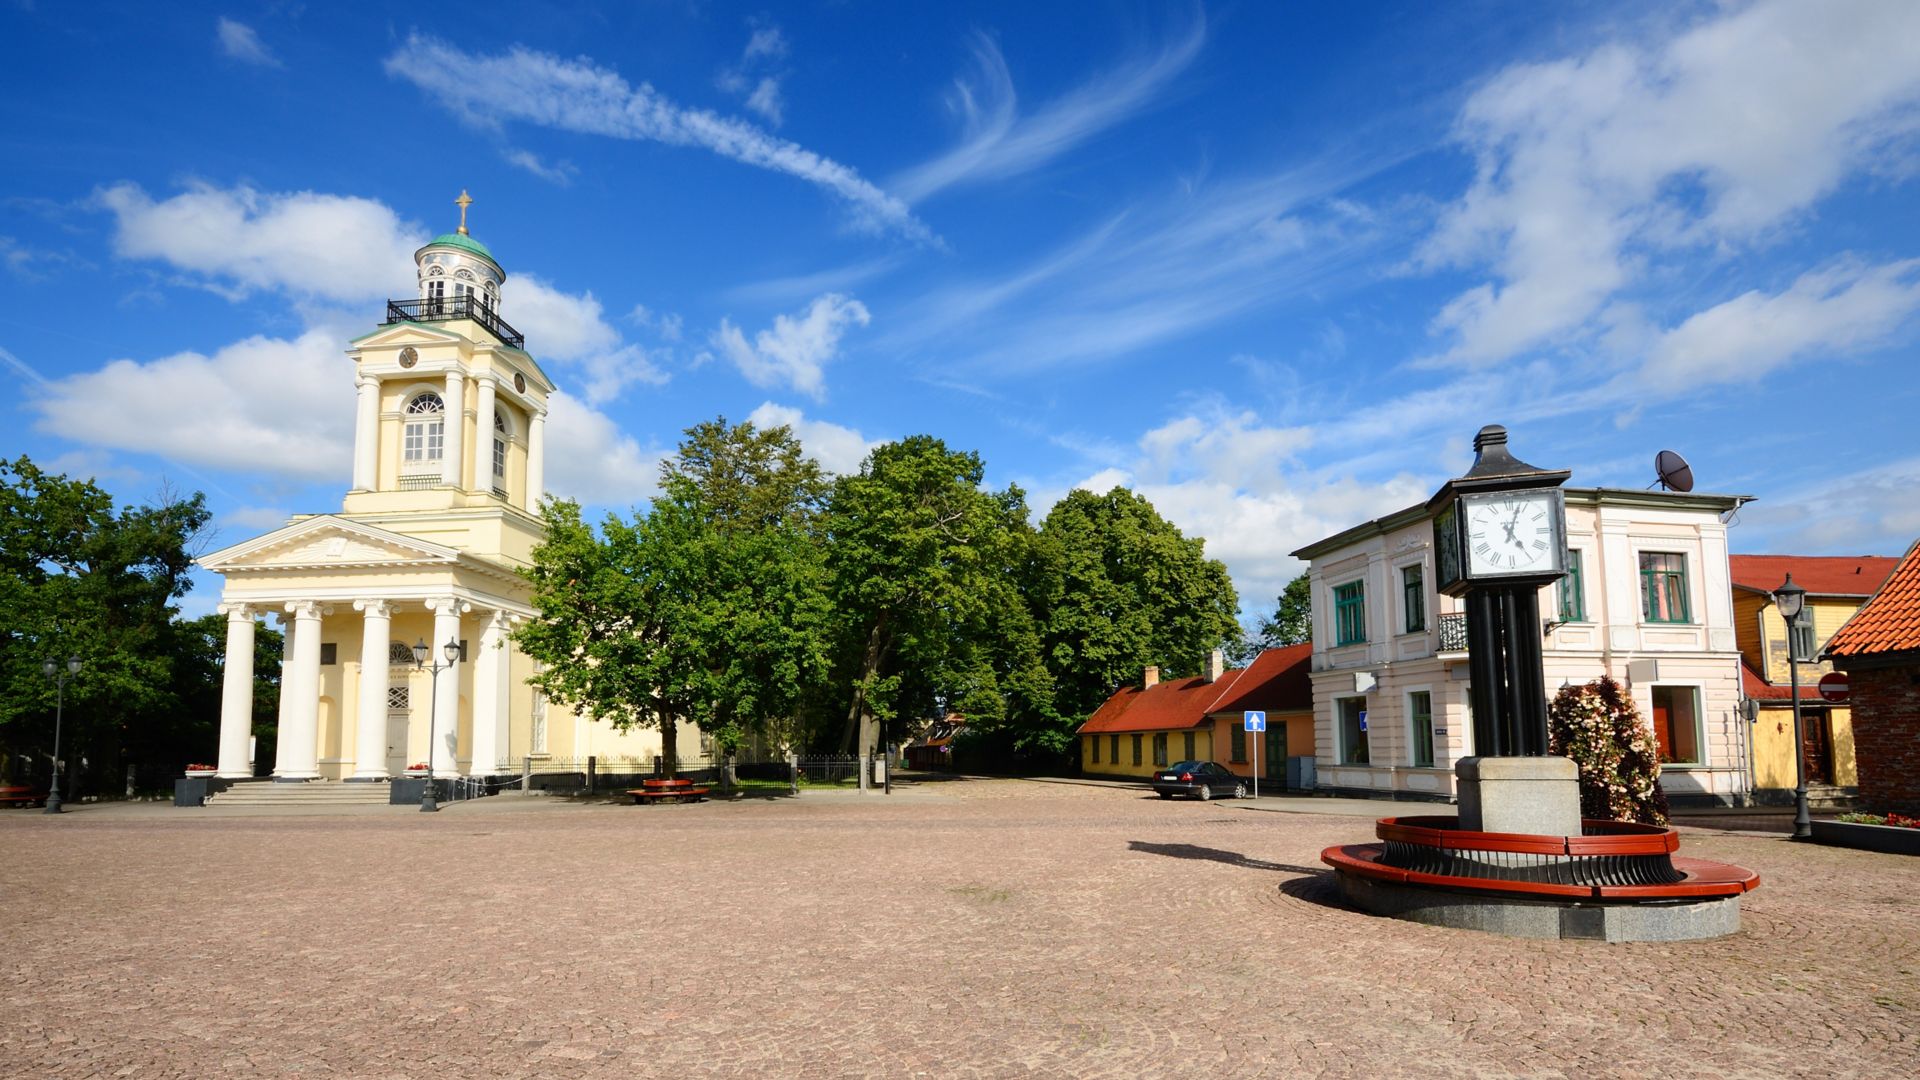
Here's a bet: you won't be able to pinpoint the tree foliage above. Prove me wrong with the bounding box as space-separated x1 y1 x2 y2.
0 456 225 790
1547 675 1670 826
1254 571 1312 648
517 422 832 772
1035 487 1242 724
822 436 1036 753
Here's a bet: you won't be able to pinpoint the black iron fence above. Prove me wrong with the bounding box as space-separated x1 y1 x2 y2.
384 295 524 348
1438 612 1469 652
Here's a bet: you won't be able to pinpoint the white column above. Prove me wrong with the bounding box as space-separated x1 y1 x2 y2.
474 376 498 496
274 601 327 780
426 598 468 777
526 410 546 511
352 599 392 780
351 375 379 491
442 369 467 488
271 612 296 774
470 609 512 775
215 604 255 778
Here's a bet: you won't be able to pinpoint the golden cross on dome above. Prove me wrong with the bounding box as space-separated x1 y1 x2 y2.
455 189 474 235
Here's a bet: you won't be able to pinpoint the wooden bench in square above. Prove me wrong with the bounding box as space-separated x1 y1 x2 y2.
0 785 46 808
627 778 710 805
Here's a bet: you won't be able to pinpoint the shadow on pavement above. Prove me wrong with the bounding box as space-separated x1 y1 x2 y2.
1127 840 1325 877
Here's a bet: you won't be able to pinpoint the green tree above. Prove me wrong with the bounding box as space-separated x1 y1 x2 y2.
823 436 1030 756
1036 487 1242 724
660 415 829 530
0 457 210 791
1254 571 1312 648
518 420 834 772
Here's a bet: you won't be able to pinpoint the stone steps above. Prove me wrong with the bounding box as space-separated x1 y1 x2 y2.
211 781 395 807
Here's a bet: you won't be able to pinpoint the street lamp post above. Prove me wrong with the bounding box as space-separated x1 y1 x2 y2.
412 637 462 813
41 655 82 814
1772 574 1812 840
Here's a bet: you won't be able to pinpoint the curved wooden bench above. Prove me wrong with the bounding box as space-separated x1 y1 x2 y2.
1376 816 1679 856
627 784 710 804
0 785 44 807
1323 843 1759 901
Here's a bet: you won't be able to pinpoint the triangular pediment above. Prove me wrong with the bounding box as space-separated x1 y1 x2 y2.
348 322 466 351
200 515 462 573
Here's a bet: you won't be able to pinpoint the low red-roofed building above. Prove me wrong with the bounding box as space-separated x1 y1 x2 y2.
1730 554 1901 796
1824 540 1920 815
1077 645 1314 785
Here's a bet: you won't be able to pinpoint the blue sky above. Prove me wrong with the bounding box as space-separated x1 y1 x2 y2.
4 0 1919 623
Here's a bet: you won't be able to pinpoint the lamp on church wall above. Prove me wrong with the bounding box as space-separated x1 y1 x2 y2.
412 637 461 813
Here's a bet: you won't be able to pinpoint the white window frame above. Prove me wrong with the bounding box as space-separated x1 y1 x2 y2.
1336 695 1369 766
402 392 446 470
1648 683 1708 768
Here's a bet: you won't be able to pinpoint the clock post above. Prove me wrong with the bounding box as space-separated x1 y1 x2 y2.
1429 425 1578 834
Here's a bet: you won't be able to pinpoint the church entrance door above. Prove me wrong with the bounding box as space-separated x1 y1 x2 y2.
387 713 411 775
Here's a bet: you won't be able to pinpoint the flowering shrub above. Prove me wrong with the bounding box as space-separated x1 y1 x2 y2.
405 762 430 772
1547 675 1670 826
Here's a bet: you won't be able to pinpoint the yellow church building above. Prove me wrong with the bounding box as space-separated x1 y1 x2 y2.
199 197 677 785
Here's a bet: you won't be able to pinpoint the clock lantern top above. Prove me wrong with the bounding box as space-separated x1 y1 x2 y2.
1429 425 1572 598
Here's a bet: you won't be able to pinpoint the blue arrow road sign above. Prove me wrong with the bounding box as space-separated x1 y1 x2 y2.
1244 711 1266 732
1358 710 1369 732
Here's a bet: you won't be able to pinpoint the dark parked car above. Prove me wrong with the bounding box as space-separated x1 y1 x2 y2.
1149 761 1246 801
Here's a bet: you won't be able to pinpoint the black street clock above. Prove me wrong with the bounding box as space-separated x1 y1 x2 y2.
1426 424 1572 757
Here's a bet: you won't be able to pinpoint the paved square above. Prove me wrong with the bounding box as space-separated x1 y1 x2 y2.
2 780 1915 1078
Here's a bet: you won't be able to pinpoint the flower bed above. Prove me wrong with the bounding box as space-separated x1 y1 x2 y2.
1811 815 1920 856
184 764 217 776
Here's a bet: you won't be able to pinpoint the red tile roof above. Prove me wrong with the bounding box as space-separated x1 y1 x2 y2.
1076 645 1314 735
1740 657 1819 703
1825 540 1920 659
1729 554 1900 597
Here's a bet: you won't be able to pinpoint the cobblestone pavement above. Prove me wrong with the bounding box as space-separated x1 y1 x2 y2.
2 780 1915 1078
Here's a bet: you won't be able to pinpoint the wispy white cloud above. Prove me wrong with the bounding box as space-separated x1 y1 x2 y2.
542 391 664 509
713 293 871 400
717 20 790 126
1739 456 1920 555
1040 404 1430 612
891 15 1205 203
511 275 669 404
884 162 1399 372
1419 0 1920 366
32 329 355 481
503 149 577 186
1636 258 1920 393
384 34 930 242
746 402 880 476
96 182 422 301
215 17 281 68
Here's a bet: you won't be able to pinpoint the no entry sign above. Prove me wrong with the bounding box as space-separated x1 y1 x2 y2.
1818 672 1850 703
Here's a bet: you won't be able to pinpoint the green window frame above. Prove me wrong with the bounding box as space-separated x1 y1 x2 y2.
1230 723 1247 763
1402 565 1426 633
1639 552 1691 624
1182 731 1196 761
1408 691 1434 768
1334 581 1367 646
1651 685 1702 765
1338 697 1370 765
1090 735 1100 765
1131 734 1142 766
1152 733 1168 767
1110 734 1120 764
1558 549 1586 622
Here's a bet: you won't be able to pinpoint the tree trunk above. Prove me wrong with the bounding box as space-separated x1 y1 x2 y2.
661 713 679 779
839 617 888 754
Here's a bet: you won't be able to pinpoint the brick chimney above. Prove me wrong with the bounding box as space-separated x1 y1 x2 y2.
1143 666 1160 689
1204 648 1225 684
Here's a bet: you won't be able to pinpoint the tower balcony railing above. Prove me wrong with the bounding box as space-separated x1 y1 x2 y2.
383 295 524 349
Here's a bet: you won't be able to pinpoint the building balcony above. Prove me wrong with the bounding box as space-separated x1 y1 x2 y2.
1438 612 1468 652
383 295 524 349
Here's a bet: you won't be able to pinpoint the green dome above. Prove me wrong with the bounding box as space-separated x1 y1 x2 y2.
420 231 500 268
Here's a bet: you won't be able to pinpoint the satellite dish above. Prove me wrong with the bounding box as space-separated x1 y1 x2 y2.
1653 450 1694 493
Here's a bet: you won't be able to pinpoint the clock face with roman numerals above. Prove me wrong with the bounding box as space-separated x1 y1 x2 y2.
1463 490 1561 577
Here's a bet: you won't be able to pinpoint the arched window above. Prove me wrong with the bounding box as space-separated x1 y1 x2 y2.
482 281 498 312
403 393 445 469
388 641 415 665
425 267 446 312
491 410 509 481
